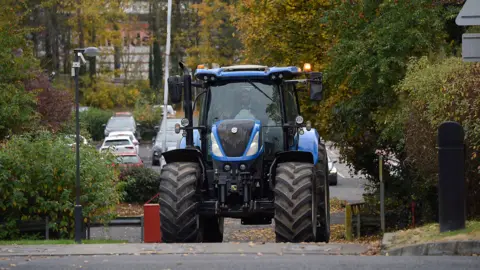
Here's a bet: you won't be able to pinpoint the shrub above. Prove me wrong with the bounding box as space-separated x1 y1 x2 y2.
133 101 163 140
0 131 120 240
80 108 113 141
24 72 74 131
118 167 160 204
394 57 480 220
83 78 140 110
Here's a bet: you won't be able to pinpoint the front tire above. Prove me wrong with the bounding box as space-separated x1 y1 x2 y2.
274 162 317 243
316 143 330 243
159 162 201 243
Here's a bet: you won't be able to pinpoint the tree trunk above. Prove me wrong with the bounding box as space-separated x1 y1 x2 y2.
114 23 121 78
63 27 71 75
89 28 97 80
152 0 162 92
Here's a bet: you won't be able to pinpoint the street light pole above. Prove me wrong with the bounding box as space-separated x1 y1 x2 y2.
162 0 172 154
72 47 100 244
73 49 82 244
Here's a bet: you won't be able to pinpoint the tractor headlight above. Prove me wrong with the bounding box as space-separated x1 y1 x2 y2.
211 133 224 157
245 132 260 156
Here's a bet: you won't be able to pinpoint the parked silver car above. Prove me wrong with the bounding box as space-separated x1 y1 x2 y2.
151 118 183 166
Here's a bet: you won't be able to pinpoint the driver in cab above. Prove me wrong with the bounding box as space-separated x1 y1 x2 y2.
234 89 257 120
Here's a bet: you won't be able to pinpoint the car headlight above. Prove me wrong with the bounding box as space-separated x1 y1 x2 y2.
154 151 159 156
211 133 224 157
330 166 337 174
245 132 260 156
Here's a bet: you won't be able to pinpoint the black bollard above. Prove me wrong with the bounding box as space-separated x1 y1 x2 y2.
437 121 466 232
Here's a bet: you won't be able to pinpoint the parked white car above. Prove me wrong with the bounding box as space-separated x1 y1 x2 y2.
107 131 140 153
99 136 136 153
64 135 88 147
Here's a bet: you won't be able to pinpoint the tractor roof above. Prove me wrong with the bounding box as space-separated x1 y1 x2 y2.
194 65 301 81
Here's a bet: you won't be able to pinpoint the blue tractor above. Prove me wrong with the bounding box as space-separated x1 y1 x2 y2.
160 63 330 243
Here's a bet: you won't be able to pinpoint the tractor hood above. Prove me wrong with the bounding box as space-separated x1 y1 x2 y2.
210 119 264 162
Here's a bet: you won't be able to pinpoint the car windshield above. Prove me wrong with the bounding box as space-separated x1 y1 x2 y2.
111 134 135 142
107 117 134 128
207 81 282 127
115 155 140 164
104 139 131 146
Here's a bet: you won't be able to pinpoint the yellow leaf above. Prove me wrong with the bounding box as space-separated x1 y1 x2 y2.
13 201 16 207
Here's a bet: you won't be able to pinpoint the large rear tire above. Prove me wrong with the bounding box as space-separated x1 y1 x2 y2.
274 162 317 243
316 143 330 243
159 162 201 243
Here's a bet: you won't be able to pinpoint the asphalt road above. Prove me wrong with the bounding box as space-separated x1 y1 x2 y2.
1 254 479 270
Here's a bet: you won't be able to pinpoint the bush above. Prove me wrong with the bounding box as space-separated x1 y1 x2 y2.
0 131 120 240
83 77 140 110
118 167 160 204
393 57 480 220
133 101 163 140
80 108 113 141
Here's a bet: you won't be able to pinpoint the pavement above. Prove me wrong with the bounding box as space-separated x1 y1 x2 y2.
1 253 479 270
0 243 367 257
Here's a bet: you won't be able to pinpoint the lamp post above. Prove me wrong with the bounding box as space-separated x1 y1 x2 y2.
72 47 100 244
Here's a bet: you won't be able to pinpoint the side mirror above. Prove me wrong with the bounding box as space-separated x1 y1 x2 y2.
102 124 107 127
168 75 183 104
308 72 323 101
333 160 338 164
152 137 155 144
154 125 160 132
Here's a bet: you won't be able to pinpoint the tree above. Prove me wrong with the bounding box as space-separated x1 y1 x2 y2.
0 1 39 139
186 0 241 67
233 0 333 67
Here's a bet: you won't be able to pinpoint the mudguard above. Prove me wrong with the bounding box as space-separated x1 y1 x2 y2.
162 147 207 186
290 127 320 164
269 127 320 187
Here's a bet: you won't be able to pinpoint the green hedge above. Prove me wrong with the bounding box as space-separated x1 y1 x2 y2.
80 108 113 141
118 167 160 204
0 131 120 240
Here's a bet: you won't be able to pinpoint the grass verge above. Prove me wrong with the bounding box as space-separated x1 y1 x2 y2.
391 220 480 248
0 239 127 245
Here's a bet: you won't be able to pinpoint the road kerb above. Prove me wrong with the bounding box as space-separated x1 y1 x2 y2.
381 240 480 256
0 243 368 257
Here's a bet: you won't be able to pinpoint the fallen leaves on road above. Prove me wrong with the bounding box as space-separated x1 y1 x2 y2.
114 203 143 217
228 228 275 242
330 224 382 245
330 198 347 213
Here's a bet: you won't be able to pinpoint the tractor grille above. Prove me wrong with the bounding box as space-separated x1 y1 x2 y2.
216 120 255 157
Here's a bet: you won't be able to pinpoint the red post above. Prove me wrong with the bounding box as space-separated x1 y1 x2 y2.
143 204 161 243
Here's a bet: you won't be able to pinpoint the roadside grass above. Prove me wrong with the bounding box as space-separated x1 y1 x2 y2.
392 220 480 247
0 239 127 245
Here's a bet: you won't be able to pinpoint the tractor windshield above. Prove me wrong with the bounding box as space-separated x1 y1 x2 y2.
207 81 282 126
206 80 285 159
